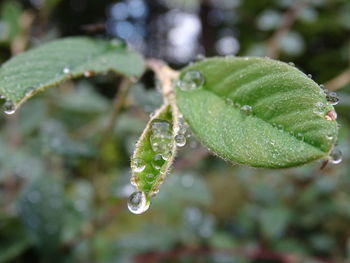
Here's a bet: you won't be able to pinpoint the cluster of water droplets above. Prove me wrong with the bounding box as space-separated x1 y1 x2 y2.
150 119 173 160
176 70 205 91
128 118 174 214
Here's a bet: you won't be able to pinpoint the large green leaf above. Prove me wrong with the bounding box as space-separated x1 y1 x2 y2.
0 37 145 110
175 57 338 168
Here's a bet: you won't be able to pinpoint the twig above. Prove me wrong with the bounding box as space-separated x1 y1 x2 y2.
324 69 350 91
100 77 132 147
266 1 307 59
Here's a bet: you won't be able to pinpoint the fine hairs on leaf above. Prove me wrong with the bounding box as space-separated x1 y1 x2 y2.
0 37 341 215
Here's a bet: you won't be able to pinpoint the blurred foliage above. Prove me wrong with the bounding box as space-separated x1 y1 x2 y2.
0 0 349 262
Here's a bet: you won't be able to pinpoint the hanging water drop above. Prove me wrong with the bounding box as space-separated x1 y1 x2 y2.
132 158 146 173
127 191 150 214
288 62 295 67
325 91 339 106
240 105 252 115
63 66 70 74
175 134 186 147
307 74 312 79
329 148 342 164
3 100 16 115
177 71 205 91
151 154 164 170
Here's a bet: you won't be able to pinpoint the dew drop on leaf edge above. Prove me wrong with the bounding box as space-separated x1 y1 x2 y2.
3 100 16 115
326 91 339 106
175 134 186 147
127 191 150 214
329 148 342 164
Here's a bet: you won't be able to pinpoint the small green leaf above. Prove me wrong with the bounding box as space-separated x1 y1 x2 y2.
0 37 145 111
129 104 176 214
175 57 338 168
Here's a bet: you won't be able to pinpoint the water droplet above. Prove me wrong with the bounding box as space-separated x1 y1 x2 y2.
130 176 138 187
150 119 173 156
288 62 295 67
326 134 333 140
132 158 145 173
3 100 16 115
225 98 234 106
329 148 342 164
240 105 252 115
296 133 304 141
127 191 150 214
319 84 326 90
146 174 155 184
63 66 70 74
177 71 205 91
313 102 324 116
161 151 172 161
307 74 312 79
151 154 164 170
175 134 186 147
326 91 339 106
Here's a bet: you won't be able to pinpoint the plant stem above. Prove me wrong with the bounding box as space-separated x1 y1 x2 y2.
325 68 350 91
266 0 307 59
100 77 132 147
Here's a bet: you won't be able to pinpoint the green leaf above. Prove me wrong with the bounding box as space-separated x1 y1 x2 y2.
175 57 338 168
0 37 145 110
131 104 176 196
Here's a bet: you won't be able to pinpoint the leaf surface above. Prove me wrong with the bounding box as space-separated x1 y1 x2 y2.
0 37 145 109
131 104 176 196
175 57 338 168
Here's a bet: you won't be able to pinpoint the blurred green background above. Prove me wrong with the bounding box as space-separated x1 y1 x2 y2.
0 0 350 262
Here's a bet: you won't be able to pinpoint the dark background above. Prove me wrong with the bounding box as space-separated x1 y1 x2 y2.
0 0 350 262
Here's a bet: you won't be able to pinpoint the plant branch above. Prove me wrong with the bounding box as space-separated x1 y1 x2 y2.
266 1 307 59
100 77 132 146
324 68 350 91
